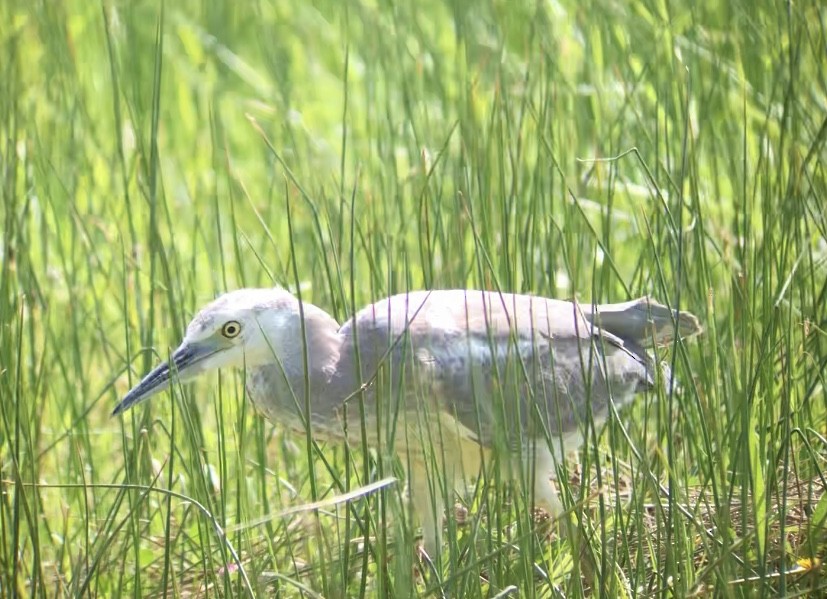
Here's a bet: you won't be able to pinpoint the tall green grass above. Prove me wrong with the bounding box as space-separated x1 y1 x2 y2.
1 0 825 596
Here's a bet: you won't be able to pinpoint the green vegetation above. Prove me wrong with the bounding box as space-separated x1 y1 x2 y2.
1 0 825 596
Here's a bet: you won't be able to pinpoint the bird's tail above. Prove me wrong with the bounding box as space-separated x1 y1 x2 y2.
582 296 703 349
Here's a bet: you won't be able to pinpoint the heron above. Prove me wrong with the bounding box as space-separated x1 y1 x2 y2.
113 288 702 559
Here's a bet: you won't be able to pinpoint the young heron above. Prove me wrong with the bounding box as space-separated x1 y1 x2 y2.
113 288 702 556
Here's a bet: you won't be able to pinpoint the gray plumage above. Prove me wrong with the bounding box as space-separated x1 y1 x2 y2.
114 287 702 556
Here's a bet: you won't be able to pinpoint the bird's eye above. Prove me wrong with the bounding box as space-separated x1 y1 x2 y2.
221 321 241 339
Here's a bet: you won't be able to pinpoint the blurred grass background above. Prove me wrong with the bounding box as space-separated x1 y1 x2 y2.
1 0 826 596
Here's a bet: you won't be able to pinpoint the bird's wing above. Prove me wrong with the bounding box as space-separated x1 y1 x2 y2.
337 290 654 448
580 296 703 349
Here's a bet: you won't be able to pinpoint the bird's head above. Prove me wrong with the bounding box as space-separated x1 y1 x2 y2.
112 288 303 416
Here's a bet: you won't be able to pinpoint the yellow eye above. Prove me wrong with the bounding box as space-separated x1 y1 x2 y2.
221 321 241 339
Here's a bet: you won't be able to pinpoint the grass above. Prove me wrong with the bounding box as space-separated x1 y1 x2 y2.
1 0 826 596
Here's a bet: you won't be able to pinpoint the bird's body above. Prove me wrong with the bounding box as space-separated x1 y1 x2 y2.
114 288 702 556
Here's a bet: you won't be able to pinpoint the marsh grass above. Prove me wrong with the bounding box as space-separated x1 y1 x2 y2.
1 0 826 596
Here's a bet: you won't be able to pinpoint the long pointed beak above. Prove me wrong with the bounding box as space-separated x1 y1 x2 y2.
112 342 220 416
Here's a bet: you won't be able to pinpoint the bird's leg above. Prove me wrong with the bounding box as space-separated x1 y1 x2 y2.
529 442 601 586
408 457 444 567
534 472 564 520
526 442 565 520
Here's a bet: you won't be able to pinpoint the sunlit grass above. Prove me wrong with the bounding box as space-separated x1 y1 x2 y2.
1 0 826 596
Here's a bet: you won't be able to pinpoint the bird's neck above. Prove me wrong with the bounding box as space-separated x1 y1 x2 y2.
244 300 351 429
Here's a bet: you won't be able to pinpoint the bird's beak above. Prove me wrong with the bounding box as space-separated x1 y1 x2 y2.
112 341 221 416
